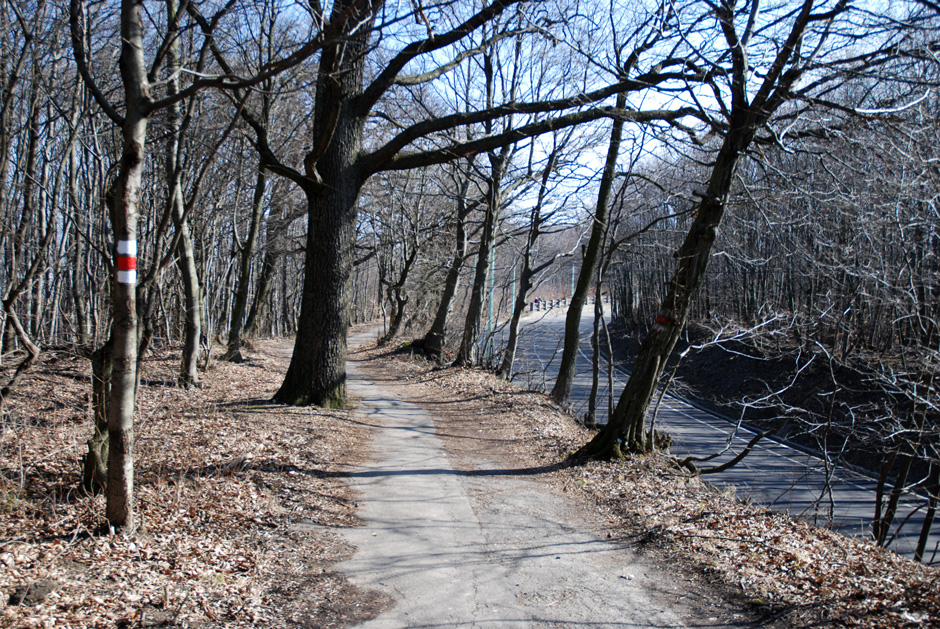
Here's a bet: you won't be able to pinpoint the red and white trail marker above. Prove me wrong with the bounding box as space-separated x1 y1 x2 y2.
116 240 137 285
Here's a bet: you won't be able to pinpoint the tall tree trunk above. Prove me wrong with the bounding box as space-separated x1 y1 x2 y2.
2 64 42 355
454 45 508 368
167 0 201 388
68 113 89 345
272 0 375 408
551 92 625 405
575 0 824 459
497 149 556 378
104 0 150 531
172 197 202 387
224 163 267 361
422 160 476 361
577 131 751 458
454 152 504 367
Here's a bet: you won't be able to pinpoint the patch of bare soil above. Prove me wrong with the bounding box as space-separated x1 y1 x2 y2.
0 340 388 628
359 342 940 628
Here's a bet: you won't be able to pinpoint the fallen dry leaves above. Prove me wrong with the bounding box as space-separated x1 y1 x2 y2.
4 334 937 628
366 343 939 628
0 340 384 628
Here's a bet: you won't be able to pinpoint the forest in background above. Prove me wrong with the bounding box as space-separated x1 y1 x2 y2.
0 0 936 554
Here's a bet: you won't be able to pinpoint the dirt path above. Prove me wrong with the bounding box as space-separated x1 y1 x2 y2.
336 333 749 628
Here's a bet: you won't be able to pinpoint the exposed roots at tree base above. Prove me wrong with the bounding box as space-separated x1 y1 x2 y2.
573 430 666 462
272 387 348 409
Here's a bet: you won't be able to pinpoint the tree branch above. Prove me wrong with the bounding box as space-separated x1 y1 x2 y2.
357 0 524 114
69 0 124 125
362 67 698 174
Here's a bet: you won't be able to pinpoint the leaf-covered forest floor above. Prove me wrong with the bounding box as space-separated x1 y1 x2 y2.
0 339 387 628
1 335 938 627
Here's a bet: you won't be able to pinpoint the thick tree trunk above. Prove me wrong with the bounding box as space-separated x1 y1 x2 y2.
274 181 360 407
272 0 374 408
551 93 625 405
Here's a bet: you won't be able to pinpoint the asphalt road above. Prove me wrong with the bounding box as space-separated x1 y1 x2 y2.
508 303 939 563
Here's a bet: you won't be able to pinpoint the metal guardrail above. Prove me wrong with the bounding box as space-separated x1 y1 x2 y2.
528 295 608 312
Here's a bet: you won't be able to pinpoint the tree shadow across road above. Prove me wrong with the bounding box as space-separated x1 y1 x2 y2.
318 459 578 480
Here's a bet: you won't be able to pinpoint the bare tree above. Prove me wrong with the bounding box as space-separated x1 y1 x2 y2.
187 0 704 406
70 0 331 529
577 0 906 458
